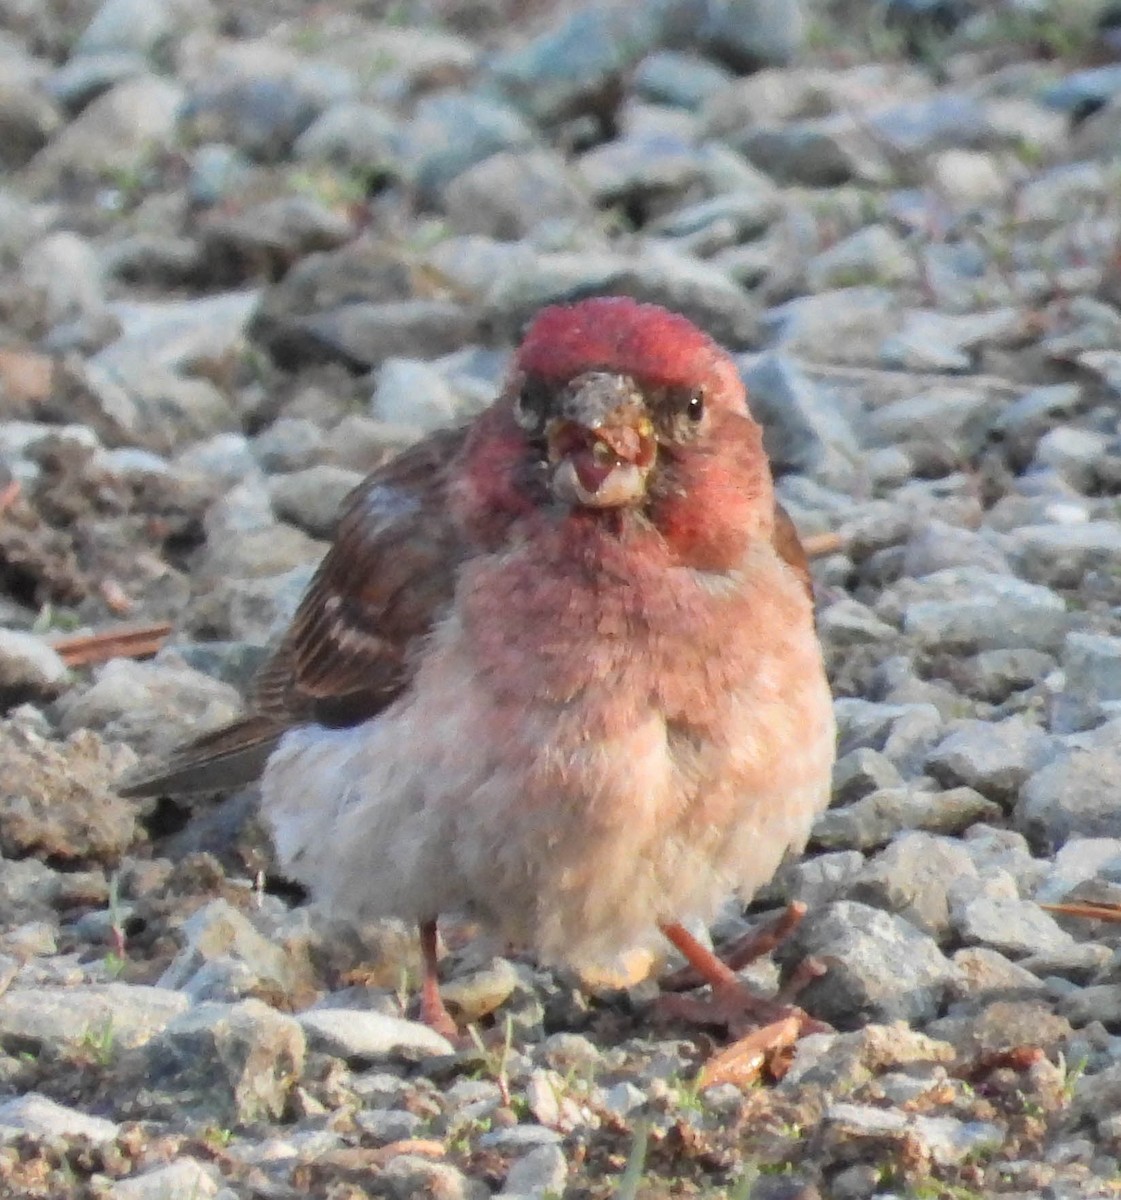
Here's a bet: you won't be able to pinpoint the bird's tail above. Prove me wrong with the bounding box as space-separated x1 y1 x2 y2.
116 714 285 798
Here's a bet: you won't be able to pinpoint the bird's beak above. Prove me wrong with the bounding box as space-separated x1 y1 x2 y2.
546 372 656 509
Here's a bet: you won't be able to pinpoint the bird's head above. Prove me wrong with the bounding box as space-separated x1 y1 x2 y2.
455 297 774 570
508 296 752 511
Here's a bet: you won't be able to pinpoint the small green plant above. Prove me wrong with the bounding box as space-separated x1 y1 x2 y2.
614 1121 649 1200
201 1124 234 1149
1059 1051 1089 1101
101 951 127 980
80 1016 118 1066
466 1013 515 1107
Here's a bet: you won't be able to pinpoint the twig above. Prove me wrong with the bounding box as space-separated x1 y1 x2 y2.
51 621 172 668
802 531 845 559
1040 901 1121 923
0 480 20 515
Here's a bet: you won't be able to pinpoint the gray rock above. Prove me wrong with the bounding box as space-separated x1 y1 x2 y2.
444 150 594 240
650 189 780 254
108 1160 221 1200
479 1125 563 1150
1036 837 1121 905
1052 632 1121 735
822 1102 1001 1168
902 520 1011 578
740 354 860 489
900 568 1069 654
21 231 106 327
928 148 1008 207
868 93 991 160
1059 985 1121 1029
993 383 1084 445
1017 720 1121 850
292 100 398 174
184 564 317 645
75 0 213 59
0 983 188 1053
441 958 520 1025
488 0 696 123
1042 64 1121 114
926 716 1054 804
290 300 477 371
813 785 999 852
355 1109 424 1142
252 418 325 474
0 1093 119 1143
577 125 707 204
160 899 303 999
834 698 945 769
1080 350 1121 400
182 61 351 161
866 386 999 454
832 749 905 805
951 891 1076 959
1012 522 1121 589
187 141 254 207
959 825 1046 893
138 998 305 1126
737 114 890 186
762 286 897 362
175 433 257 487
0 630 67 701
633 51 733 110
31 75 183 181
296 1009 454 1060
55 657 241 760
0 858 63 927
847 831 979 940
701 0 805 69
501 1144 568 1198
383 1155 489 1200
609 245 762 348
777 901 958 1028
371 357 463 433
0 60 62 169
950 946 1048 1002
818 597 898 648
1034 427 1113 493
0 721 137 864
400 92 533 200
45 52 148 113
268 465 362 539
199 196 353 281
765 850 866 909
807 225 917 292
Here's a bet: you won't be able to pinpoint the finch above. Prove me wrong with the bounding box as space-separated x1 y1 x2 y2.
122 297 836 1037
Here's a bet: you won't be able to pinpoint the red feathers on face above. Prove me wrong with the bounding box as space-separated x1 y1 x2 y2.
515 297 748 411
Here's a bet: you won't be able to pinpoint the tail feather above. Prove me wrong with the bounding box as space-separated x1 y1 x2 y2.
117 714 285 798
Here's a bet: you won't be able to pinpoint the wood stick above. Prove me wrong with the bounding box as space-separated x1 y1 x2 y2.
51 621 173 668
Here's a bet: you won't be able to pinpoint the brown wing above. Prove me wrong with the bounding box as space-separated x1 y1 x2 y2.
119 425 472 797
771 502 813 601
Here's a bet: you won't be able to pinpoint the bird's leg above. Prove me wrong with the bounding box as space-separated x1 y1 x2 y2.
661 901 809 992
657 916 827 1039
417 919 460 1041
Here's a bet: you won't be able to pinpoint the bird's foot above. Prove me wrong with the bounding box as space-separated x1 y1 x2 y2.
656 914 830 1084
415 917 463 1044
654 956 828 1039
660 901 809 992
417 983 462 1043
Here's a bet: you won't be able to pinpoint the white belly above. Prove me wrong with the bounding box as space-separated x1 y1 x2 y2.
260 616 835 970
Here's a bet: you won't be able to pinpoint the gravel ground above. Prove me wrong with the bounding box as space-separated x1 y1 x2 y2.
4 0 1121 1197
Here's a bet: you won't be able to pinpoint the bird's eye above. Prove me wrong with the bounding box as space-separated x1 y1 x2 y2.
686 390 705 422
514 376 549 431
